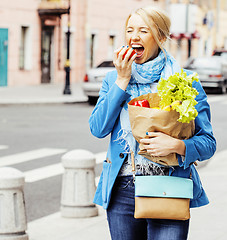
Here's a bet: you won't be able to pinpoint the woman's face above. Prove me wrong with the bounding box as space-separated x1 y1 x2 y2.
126 14 159 64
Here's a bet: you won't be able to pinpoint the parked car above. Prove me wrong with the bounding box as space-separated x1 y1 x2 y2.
184 56 227 93
212 49 227 57
83 61 115 104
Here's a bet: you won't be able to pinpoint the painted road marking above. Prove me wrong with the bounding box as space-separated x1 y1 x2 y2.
0 148 67 167
207 95 227 104
0 145 9 150
25 152 106 183
25 164 100 185
25 163 63 183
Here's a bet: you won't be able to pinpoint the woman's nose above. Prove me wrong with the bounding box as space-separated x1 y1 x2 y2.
131 32 140 41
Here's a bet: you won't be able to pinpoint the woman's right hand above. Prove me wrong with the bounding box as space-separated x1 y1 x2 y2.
113 46 137 91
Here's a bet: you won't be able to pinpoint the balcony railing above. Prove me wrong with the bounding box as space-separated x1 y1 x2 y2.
38 0 69 15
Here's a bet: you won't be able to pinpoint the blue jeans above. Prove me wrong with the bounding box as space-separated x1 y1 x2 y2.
107 176 189 240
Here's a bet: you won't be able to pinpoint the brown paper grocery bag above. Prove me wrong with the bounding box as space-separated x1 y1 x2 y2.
128 93 195 166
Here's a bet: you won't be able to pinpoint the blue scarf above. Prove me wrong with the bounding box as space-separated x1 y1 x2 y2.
118 50 181 176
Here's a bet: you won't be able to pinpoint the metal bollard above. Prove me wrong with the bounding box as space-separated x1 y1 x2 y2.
0 167 28 240
61 149 98 218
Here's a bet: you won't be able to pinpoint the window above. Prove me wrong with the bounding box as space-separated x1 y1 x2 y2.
109 35 115 47
90 34 96 68
19 26 32 70
108 35 115 59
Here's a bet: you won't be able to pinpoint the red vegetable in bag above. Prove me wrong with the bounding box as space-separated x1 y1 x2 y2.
132 99 150 108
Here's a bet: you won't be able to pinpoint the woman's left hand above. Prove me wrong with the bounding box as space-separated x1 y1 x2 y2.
140 132 186 157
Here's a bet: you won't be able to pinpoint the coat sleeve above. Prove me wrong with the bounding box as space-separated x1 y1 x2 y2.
178 80 216 169
89 71 131 138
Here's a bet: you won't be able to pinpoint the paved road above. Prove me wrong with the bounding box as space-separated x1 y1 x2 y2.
0 103 108 221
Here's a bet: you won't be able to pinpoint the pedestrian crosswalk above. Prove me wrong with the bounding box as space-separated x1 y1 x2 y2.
0 148 67 167
0 145 106 184
25 163 63 183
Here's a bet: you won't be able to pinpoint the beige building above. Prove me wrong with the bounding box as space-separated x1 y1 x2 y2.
169 0 227 62
0 0 226 87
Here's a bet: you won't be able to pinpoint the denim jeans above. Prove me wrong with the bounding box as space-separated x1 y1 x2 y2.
107 176 189 240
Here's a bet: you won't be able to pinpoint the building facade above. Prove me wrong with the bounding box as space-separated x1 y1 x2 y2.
0 0 226 87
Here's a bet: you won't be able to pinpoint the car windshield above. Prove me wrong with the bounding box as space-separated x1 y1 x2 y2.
213 50 227 56
97 61 114 68
190 58 221 70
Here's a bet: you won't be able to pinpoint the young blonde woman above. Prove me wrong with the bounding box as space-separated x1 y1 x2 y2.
89 6 216 240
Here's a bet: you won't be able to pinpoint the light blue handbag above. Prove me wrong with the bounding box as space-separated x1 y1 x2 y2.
131 152 194 220
134 175 193 220
135 175 193 199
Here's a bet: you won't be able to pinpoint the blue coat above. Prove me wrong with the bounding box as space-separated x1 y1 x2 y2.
89 69 216 210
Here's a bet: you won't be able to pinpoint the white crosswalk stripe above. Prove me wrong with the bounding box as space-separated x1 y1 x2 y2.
24 151 106 183
207 95 227 103
25 163 63 183
25 164 101 186
0 148 67 167
0 146 105 183
0 145 9 150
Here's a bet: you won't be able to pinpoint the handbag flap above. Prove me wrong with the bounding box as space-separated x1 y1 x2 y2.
135 176 193 199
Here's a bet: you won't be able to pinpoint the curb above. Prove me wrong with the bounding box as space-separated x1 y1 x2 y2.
0 97 88 105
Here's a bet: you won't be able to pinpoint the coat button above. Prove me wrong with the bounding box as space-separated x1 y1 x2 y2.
119 153 124 159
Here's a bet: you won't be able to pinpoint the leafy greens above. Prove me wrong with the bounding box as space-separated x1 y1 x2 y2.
157 69 199 123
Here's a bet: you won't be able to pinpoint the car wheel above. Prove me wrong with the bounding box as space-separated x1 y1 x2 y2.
221 85 227 94
88 96 98 105
216 85 227 94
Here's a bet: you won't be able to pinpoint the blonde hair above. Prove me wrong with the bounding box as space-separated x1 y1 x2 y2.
125 6 171 56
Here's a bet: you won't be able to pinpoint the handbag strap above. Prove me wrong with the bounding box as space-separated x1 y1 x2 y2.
130 150 136 182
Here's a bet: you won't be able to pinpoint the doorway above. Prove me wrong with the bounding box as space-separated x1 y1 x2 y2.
41 26 54 83
0 28 8 86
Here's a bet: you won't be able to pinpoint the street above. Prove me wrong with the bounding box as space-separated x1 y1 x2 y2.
0 102 109 221
0 93 226 223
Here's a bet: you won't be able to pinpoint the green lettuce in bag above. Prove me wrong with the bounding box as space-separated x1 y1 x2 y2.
157 69 199 123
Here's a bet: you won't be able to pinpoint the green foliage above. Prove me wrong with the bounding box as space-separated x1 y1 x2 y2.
157 69 199 123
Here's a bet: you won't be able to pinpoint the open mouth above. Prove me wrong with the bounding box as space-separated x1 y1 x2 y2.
131 44 145 58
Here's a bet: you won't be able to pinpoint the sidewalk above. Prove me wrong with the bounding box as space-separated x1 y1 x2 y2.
27 207 110 240
27 150 227 240
0 82 87 104
188 150 227 240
